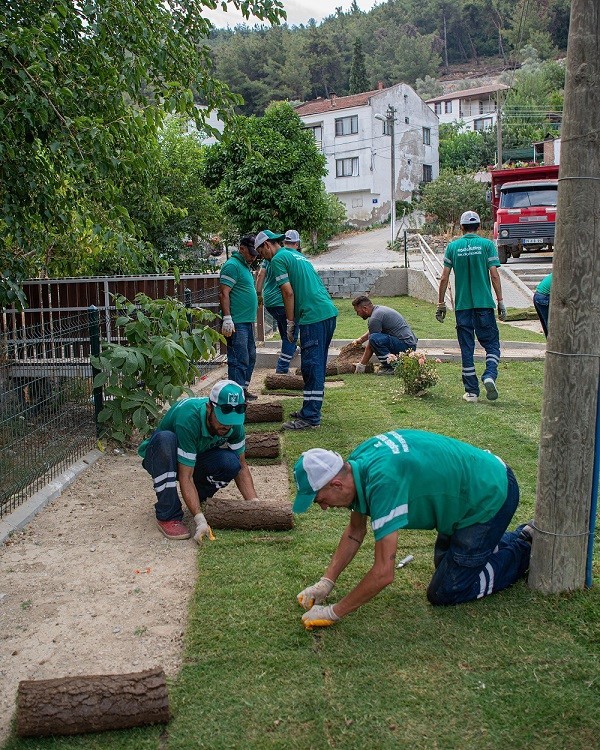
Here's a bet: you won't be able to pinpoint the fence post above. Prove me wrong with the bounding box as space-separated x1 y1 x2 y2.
404 230 409 268
88 305 104 435
184 287 192 331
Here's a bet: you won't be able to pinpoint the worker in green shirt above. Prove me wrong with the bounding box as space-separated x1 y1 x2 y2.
292 430 532 629
255 229 338 430
437 211 506 403
533 272 552 337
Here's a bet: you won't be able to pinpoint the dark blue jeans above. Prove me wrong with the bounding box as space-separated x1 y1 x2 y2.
266 305 298 373
427 467 531 605
142 431 241 521
369 332 418 366
455 308 500 396
533 291 550 338
296 316 337 425
226 322 256 389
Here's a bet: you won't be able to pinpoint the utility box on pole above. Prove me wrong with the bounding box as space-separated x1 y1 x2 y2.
528 0 600 593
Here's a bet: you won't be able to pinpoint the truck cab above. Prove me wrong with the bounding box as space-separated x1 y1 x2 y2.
490 165 559 263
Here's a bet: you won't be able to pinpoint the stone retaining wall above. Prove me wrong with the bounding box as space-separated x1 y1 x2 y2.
316 267 437 303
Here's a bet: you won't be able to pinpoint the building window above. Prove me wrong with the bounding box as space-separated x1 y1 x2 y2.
423 127 431 145
474 117 493 131
335 115 358 136
405 117 410 124
336 157 359 177
444 101 452 114
306 124 323 150
422 164 433 183
434 102 442 115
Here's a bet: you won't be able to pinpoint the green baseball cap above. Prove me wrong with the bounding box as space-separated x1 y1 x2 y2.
293 449 344 513
209 380 246 426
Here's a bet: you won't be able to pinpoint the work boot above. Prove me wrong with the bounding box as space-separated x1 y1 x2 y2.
156 519 191 540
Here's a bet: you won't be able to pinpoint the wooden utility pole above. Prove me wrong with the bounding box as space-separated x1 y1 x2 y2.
495 89 503 167
528 0 600 593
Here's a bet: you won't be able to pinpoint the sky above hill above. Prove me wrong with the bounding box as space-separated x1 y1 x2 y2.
204 0 379 28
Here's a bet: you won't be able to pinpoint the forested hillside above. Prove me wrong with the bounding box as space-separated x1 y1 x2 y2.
207 0 570 115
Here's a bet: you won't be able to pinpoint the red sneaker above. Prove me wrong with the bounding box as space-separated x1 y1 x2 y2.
156 519 191 540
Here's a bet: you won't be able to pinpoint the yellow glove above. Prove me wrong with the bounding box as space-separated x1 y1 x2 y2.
302 604 340 630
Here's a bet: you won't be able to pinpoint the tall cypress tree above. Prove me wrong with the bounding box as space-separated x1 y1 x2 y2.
349 37 369 94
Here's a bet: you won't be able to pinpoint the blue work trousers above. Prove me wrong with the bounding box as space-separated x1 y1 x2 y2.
455 308 500 396
296 316 337 425
267 305 298 373
226 322 256 389
427 467 531 605
533 291 550 338
142 431 241 521
369 332 418 366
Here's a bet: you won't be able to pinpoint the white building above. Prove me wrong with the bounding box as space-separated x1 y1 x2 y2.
426 83 509 131
295 83 439 226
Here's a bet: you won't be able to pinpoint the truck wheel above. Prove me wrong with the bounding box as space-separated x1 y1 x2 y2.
498 246 508 264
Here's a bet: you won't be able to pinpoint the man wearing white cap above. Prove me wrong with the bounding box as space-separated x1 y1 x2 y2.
255 229 337 430
292 431 532 629
283 229 302 252
138 380 259 542
437 211 506 403
255 230 299 374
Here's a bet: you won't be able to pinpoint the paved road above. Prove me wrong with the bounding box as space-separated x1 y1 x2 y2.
312 227 403 268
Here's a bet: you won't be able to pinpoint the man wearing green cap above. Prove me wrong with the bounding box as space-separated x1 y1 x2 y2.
255 229 337 430
292 430 532 629
138 380 259 542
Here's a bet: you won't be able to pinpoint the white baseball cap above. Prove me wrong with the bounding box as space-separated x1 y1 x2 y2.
284 229 300 243
293 449 344 512
460 210 480 226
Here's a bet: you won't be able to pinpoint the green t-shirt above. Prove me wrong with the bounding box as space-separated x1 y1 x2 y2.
536 273 552 295
219 252 258 323
348 430 508 541
261 258 284 308
137 397 246 466
269 248 338 325
443 234 499 310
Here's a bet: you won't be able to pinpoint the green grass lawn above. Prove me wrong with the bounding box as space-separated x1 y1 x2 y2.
332 297 546 344
5 361 599 750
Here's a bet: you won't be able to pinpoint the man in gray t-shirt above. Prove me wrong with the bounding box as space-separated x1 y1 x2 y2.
352 296 418 375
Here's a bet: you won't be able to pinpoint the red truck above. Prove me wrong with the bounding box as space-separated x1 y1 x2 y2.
489 165 559 263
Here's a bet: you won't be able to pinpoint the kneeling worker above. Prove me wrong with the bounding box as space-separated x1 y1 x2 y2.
351 296 418 375
293 430 532 629
138 380 259 542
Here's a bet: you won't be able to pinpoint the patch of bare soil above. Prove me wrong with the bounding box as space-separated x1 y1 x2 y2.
0 371 290 745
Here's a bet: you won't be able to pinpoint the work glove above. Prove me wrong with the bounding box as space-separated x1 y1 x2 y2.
297 577 335 609
354 363 366 374
497 301 507 321
193 512 216 544
302 604 340 631
222 315 235 337
352 339 363 347
286 319 296 343
436 303 446 323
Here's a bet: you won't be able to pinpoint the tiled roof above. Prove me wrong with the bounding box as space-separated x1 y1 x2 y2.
426 83 509 104
294 89 385 116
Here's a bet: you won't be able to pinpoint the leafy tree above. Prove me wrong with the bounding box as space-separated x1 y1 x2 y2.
349 38 369 94
420 171 490 230
439 123 497 171
0 0 283 300
202 102 335 247
415 75 444 100
92 293 222 444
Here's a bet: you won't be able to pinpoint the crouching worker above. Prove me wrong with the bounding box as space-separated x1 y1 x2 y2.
293 430 532 629
138 380 259 542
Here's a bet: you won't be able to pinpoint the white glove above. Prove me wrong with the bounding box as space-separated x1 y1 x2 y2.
222 315 235 337
302 604 340 630
352 339 363 347
497 301 507 321
354 363 366 374
193 512 215 544
297 577 335 609
286 319 296 343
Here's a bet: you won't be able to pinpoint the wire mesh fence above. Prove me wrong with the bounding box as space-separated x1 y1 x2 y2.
0 311 97 519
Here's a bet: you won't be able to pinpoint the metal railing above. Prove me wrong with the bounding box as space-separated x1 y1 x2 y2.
416 234 454 308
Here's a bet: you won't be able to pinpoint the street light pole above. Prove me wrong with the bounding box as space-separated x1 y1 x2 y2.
376 106 397 247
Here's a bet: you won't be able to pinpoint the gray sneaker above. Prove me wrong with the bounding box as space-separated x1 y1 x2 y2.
483 378 498 401
376 366 395 376
280 418 319 431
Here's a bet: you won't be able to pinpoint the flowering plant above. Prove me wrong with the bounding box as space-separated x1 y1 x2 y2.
387 350 440 396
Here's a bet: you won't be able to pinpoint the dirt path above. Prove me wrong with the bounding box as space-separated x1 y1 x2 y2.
0 372 290 745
